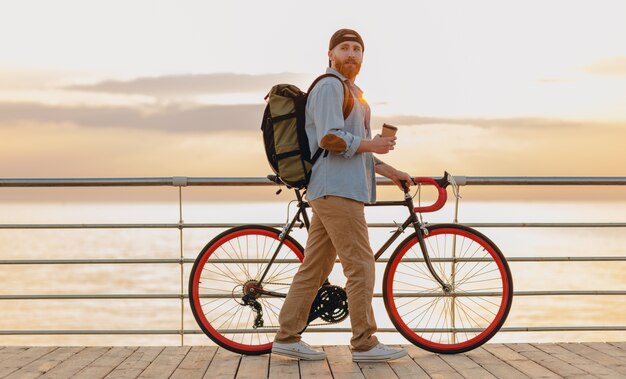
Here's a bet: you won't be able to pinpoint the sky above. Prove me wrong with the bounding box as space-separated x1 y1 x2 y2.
0 0 625 200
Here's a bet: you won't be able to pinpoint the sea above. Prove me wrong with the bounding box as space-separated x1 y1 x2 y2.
0 200 625 346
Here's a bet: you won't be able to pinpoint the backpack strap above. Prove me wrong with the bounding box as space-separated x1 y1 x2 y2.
307 74 354 120
308 74 355 165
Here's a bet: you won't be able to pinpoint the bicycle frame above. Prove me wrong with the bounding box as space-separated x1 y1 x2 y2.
255 173 452 295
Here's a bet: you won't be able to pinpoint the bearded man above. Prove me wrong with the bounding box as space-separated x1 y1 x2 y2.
272 28 412 362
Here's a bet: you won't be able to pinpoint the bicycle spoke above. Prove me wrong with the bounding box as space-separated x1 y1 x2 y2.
398 297 439 318
218 246 249 281
454 245 489 280
456 297 493 325
456 267 501 288
268 266 300 284
396 265 440 283
393 277 439 291
200 297 226 308
202 260 240 285
460 295 498 318
458 265 499 285
233 238 252 279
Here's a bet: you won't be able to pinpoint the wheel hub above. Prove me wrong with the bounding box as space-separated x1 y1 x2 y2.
243 280 262 299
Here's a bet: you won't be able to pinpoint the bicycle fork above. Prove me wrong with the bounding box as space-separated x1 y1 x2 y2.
403 191 452 293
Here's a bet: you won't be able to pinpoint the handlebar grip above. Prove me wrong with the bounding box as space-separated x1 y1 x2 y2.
412 177 448 213
400 180 410 193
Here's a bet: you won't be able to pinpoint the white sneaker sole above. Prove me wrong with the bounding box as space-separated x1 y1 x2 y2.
352 349 408 362
271 347 326 361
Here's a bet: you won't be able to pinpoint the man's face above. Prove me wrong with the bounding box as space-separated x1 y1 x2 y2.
328 40 363 81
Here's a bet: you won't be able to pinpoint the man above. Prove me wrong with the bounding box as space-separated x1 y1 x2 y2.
272 29 413 362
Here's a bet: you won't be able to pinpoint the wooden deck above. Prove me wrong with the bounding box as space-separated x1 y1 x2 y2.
0 343 625 378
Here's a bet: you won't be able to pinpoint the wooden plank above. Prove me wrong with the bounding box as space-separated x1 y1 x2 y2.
136 346 191 379
387 353 429 379
235 354 269 379
0 347 29 364
204 347 241 379
483 344 559 378
564 343 626 375
104 346 165 379
323 345 365 379
73 347 138 379
406 345 463 379
533 343 623 377
0 346 60 378
465 347 529 379
268 353 299 379
170 346 217 379
38 346 111 378
299 355 334 379
609 342 626 352
438 353 498 379
506 343 586 378
4 347 83 379
357 361 398 379
584 342 626 362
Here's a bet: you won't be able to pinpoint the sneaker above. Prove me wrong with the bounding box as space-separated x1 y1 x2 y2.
352 343 408 362
272 340 326 361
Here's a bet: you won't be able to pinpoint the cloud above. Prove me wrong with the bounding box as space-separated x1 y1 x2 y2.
371 115 589 130
1 101 611 135
64 73 314 96
584 56 626 76
0 102 265 132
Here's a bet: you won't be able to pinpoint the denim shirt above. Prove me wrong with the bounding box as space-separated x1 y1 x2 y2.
305 67 376 204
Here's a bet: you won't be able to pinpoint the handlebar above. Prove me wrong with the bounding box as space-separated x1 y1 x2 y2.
270 171 452 214
404 171 451 213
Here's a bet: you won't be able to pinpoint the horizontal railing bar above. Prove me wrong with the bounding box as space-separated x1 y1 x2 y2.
0 177 397 187
2 290 625 300
2 176 626 188
1 326 625 335
0 259 184 265
465 177 626 186
2 256 625 265
2 222 626 230
0 223 280 230
451 223 626 228
0 294 185 300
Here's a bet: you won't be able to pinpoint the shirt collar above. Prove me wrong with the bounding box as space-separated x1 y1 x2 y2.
326 67 363 94
326 67 348 82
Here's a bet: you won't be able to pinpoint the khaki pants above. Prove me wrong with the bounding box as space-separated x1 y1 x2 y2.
274 195 379 351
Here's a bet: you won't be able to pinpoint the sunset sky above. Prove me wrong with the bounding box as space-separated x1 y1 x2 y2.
1 1 625 200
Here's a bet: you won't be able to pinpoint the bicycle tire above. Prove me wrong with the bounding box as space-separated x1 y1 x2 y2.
383 224 513 354
189 225 304 355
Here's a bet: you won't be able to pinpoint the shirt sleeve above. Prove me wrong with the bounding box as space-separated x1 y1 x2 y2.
307 80 361 158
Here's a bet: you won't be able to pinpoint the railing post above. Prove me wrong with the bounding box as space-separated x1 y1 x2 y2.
179 186 184 347
450 186 461 344
172 177 188 347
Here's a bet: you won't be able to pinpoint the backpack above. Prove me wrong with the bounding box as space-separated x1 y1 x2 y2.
261 74 354 188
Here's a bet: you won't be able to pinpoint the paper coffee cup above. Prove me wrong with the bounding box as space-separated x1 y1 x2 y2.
381 123 398 137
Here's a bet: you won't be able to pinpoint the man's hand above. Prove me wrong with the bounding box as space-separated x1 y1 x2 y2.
390 170 414 191
375 162 414 191
357 134 396 154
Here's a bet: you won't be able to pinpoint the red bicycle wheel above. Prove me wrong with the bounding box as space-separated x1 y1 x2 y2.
383 224 513 354
189 225 304 355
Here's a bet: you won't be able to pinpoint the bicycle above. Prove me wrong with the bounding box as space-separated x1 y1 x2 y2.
189 172 513 355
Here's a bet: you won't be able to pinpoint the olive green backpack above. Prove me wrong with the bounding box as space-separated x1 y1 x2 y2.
261 74 354 188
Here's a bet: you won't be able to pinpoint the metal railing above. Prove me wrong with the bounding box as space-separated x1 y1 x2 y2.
1 175 625 345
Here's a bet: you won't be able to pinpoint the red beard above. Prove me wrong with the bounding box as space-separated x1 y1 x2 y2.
335 58 361 80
